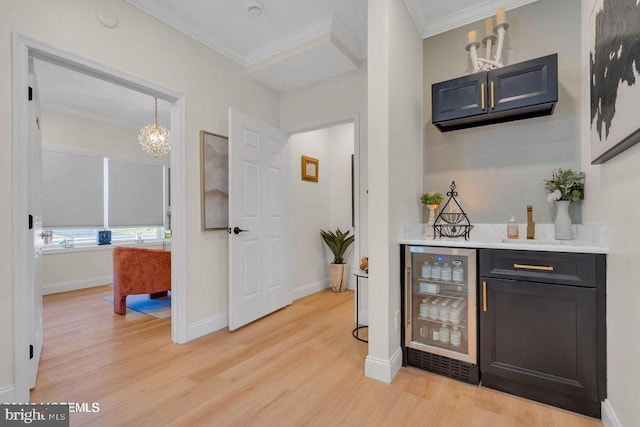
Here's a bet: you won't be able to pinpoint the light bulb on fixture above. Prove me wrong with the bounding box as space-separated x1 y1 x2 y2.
247 0 263 16
138 97 170 158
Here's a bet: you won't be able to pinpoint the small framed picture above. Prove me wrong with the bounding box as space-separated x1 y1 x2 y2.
301 155 319 182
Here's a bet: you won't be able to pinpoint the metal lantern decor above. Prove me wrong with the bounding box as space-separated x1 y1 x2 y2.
139 97 170 158
433 181 473 240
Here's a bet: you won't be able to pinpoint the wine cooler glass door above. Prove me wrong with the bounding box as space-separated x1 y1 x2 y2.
405 246 477 364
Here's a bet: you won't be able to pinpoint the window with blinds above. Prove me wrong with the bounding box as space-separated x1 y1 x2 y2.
108 159 164 227
41 148 104 228
41 146 165 232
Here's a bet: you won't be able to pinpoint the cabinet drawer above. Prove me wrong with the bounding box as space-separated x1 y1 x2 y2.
480 249 597 287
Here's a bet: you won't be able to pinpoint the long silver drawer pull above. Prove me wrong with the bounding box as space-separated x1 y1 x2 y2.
514 263 554 271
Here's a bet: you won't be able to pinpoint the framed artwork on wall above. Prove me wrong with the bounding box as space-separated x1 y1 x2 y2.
200 131 229 230
301 155 319 182
589 0 640 164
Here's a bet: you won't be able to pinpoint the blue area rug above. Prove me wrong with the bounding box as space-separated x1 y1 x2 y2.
104 293 171 318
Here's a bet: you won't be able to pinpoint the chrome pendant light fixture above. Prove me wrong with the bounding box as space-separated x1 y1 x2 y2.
139 97 170 158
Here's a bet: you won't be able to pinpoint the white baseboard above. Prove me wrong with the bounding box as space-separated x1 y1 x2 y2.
601 399 622 427
42 276 112 295
186 313 228 341
365 347 403 383
292 279 329 301
0 385 15 403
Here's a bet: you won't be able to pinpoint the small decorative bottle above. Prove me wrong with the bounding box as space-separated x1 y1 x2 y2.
507 215 519 239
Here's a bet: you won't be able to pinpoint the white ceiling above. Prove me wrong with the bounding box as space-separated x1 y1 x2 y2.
34 0 541 129
34 59 171 131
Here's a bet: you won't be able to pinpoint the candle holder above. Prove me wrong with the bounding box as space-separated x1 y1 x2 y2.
465 41 482 73
467 9 509 72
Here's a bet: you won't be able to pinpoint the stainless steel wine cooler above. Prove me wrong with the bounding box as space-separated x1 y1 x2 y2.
403 246 479 384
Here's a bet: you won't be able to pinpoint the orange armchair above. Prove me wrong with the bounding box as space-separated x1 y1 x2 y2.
112 247 171 315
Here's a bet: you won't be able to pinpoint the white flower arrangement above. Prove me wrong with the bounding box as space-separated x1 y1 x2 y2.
546 189 562 203
544 168 585 203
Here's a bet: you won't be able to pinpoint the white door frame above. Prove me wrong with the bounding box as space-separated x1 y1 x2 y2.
11 32 189 402
284 112 362 290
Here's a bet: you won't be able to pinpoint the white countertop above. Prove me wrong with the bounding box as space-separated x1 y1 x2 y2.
399 223 608 254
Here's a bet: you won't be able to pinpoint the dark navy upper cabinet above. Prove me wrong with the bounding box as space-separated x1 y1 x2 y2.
431 73 486 123
432 54 558 132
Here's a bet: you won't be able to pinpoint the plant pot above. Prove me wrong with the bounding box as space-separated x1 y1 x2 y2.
329 263 349 292
554 200 573 240
424 204 440 237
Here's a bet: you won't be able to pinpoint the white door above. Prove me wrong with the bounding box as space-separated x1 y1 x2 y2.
28 59 43 388
228 108 292 330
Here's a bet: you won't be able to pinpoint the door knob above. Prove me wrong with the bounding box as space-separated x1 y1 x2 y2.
232 227 248 235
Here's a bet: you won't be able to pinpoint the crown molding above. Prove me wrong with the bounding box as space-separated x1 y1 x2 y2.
405 0 540 39
126 0 247 66
245 16 333 66
403 0 430 37
128 1 366 69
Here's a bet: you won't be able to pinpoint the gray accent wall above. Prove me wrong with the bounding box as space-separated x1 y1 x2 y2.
423 0 582 225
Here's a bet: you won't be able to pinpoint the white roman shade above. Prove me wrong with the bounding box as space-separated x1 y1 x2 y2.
41 148 104 228
108 159 164 227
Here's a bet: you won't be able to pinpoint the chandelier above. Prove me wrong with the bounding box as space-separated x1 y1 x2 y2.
138 97 170 158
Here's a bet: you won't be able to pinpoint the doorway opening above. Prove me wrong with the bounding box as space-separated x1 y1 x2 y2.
11 33 188 402
287 115 363 309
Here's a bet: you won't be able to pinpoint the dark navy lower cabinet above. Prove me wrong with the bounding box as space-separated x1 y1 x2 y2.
479 249 606 418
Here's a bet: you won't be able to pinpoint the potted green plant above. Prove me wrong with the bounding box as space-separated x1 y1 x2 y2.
420 192 444 236
320 228 355 292
544 168 585 240
420 191 444 206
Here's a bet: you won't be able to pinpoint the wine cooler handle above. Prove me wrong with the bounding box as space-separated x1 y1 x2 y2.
483 281 488 312
405 266 411 326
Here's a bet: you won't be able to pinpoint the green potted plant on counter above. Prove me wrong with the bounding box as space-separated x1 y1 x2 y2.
544 168 585 240
320 228 355 292
421 191 444 236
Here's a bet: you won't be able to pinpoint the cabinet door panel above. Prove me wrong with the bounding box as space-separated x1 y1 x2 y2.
480 278 596 399
490 54 558 112
432 73 487 123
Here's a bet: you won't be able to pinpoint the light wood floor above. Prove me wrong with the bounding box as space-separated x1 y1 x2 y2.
31 286 602 427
